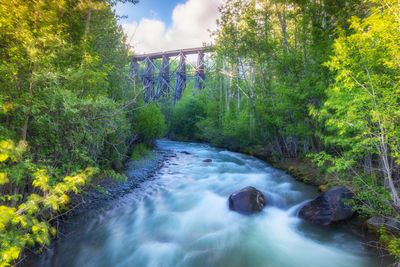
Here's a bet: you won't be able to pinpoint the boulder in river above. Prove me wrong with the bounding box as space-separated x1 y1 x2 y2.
298 187 354 226
229 186 266 215
180 151 192 155
203 159 212 162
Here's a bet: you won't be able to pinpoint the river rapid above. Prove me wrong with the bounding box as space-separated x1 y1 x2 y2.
39 140 383 267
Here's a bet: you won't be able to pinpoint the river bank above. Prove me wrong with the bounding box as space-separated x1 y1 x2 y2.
31 140 385 266
26 139 393 266
205 141 396 261
26 148 175 266
69 149 171 216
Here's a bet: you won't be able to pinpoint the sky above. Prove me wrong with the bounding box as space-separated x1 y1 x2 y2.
114 0 223 55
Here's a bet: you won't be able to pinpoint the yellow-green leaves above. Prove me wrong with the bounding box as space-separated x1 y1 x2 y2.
0 140 12 162
32 169 50 192
0 206 16 232
0 96 12 115
1 246 20 265
0 173 8 185
0 163 96 266
0 140 27 163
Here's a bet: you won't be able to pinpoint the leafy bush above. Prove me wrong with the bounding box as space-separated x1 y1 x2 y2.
133 103 166 143
0 140 98 267
130 143 151 161
221 109 252 148
170 96 205 141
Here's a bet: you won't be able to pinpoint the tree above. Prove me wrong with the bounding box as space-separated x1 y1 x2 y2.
133 103 166 143
316 0 400 211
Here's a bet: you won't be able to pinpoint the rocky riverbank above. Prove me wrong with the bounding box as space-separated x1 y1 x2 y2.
26 148 176 266
68 149 173 217
223 145 396 263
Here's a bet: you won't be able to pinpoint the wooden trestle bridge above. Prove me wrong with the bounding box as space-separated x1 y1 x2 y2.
130 47 208 103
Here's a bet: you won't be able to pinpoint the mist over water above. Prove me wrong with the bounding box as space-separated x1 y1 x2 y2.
42 140 382 267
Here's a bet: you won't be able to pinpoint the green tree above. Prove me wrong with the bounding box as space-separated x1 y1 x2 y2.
133 103 166 143
315 0 400 211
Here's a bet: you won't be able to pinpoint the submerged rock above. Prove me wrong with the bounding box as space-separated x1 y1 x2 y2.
229 186 266 215
203 159 212 162
180 151 192 155
298 187 354 226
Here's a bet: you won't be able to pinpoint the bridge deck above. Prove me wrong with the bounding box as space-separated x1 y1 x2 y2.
130 47 207 61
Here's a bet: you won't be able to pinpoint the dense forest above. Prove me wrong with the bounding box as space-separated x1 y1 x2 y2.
167 0 400 261
0 0 166 265
1 0 400 265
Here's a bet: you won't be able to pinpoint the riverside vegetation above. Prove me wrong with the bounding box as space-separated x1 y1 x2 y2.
0 0 166 266
166 0 400 262
2 0 400 266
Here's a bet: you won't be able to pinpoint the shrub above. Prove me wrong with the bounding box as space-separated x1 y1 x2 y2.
130 143 151 161
133 103 166 143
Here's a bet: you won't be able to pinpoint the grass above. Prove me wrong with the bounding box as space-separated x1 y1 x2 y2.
130 143 151 161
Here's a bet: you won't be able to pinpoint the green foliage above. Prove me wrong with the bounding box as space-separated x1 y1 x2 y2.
0 0 171 264
0 140 98 266
170 96 205 141
168 2 400 260
168 0 352 155
316 0 400 209
379 226 400 259
133 103 166 143
130 143 151 161
351 175 394 216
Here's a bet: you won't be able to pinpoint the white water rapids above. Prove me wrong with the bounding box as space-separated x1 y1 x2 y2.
40 140 383 267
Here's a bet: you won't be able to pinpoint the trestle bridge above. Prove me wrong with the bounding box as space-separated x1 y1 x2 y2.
130 47 209 103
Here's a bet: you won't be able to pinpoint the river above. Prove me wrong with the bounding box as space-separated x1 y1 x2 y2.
39 140 383 267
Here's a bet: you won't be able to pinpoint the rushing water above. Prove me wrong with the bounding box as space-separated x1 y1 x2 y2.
40 140 383 267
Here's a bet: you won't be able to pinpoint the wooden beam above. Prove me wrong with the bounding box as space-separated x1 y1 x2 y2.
143 57 154 102
130 59 139 82
174 53 186 103
130 47 212 102
131 47 207 61
160 55 170 95
195 51 205 89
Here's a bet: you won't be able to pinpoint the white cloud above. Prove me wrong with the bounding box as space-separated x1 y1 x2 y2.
122 0 223 54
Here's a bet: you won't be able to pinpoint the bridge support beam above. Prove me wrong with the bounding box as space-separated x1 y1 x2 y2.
143 57 154 102
130 47 208 103
174 53 186 103
158 55 170 97
195 51 205 89
130 59 139 84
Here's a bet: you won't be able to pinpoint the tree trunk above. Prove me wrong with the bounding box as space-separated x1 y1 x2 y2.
84 8 92 39
379 130 400 208
240 59 266 139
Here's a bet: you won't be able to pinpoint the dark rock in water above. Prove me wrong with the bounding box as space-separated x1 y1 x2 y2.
229 186 266 215
203 159 212 162
180 151 191 155
298 187 354 226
